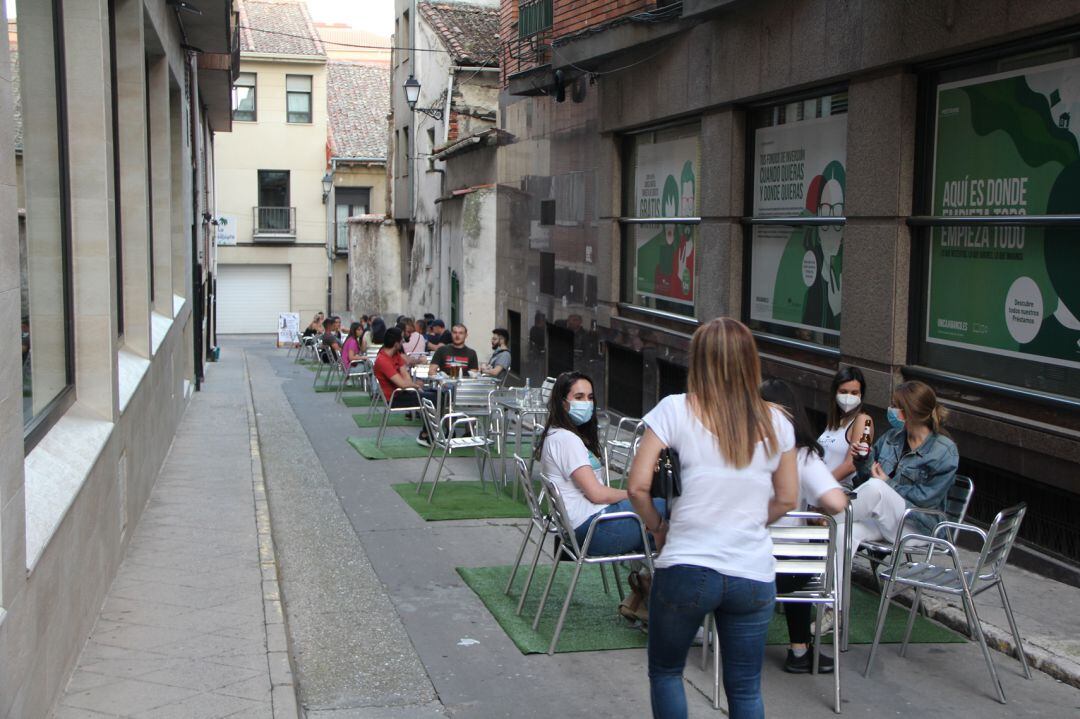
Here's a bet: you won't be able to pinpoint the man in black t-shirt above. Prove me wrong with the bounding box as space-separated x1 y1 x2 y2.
429 323 478 376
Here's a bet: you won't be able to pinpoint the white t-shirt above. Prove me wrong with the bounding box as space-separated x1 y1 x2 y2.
818 420 856 486
773 448 843 528
540 428 607 529
643 394 795 583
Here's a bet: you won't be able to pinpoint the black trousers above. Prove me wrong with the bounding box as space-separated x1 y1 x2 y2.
775 573 812 644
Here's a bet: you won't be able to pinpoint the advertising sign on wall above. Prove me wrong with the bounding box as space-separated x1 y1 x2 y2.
216 214 238 246
750 114 847 334
929 58 1080 369
277 312 300 347
633 136 699 307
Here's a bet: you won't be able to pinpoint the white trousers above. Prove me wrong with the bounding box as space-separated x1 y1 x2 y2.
831 478 910 614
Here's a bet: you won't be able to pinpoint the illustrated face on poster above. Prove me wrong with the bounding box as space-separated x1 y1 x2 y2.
633 136 699 307
750 114 847 334
929 57 1080 370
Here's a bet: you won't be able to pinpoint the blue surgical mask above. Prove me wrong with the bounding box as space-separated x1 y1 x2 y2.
568 401 594 426
886 406 905 430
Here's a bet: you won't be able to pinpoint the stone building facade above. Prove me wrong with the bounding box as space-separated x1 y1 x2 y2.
497 0 1080 570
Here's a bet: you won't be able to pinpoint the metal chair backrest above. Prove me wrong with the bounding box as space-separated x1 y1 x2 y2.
454 380 497 412
419 397 443 442
538 474 581 560
972 503 1026 587
944 474 974 531
513 455 546 527
539 376 556 403
770 512 837 593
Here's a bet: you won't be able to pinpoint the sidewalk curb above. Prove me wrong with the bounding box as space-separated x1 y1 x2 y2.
244 352 305 719
851 565 1080 690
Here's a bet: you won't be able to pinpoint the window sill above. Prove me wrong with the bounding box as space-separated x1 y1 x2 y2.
173 294 186 318
118 348 150 413
24 403 114 571
151 311 173 355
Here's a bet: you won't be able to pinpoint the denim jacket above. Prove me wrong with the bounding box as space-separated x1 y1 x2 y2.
854 428 958 534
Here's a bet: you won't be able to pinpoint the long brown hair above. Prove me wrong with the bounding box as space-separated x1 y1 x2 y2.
687 318 778 467
892 380 949 436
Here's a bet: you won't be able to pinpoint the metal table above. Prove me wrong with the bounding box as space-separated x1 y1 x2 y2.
493 394 548 497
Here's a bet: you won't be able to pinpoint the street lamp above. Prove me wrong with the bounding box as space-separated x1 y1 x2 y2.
402 74 443 121
321 171 333 204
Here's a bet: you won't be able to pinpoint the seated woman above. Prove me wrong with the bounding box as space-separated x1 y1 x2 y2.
536 371 666 558
340 321 367 373
301 313 324 339
845 380 958 554
761 379 848 675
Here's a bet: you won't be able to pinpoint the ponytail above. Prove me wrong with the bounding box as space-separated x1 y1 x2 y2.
893 380 950 437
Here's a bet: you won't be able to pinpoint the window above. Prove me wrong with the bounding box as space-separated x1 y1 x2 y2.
426 126 435 152
518 0 553 39
402 126 410 177
620 123 700 318
913 45 1080 399
232 72 256 121
744 91 848 349
256 170 291 233
14 0 75 440
285 74 311 123
400 10 409 64
107 0 123 335
335 187 369 252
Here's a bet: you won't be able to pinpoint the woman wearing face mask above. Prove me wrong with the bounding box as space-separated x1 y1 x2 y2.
536 371 666 559
818 367 874 488
842 380 958 559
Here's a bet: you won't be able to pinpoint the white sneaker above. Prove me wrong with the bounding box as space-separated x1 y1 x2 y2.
810 609 835 636
416 435 432 448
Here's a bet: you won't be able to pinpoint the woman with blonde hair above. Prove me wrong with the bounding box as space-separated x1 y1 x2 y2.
628 318 799 719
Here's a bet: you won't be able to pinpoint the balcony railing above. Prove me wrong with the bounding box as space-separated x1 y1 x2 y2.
334 221 348 254
252 206 296 240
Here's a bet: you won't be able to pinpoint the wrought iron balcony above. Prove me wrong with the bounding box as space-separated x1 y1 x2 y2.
252 206 296 240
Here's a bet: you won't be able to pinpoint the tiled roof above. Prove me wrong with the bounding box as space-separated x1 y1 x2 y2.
417 2 500 67
10 48 21 152
239 0 325 56
327 62 389 160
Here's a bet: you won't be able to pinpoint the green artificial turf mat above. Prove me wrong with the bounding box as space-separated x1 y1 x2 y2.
458 565 963 655
354 413 421 428
314 383 365 393
347 436 531 460
392 481 530 520
342 394 376 407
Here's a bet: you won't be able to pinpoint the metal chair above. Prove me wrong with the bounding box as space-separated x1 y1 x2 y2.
865 503 1031 704
856 475 974 570
375 386 421 447
335 357 372 403
312 344 341 388
531 474 654 655
601 416 645 488
700 512 842 713
414 398 497 502
503 455 561 615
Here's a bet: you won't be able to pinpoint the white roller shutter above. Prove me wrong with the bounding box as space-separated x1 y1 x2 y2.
217 264 291 334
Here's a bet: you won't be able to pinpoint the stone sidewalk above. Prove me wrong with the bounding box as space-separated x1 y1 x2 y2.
51 352 298 718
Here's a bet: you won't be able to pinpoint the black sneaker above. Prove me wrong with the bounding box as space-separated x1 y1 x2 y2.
783 647 835 674
416 434 432 448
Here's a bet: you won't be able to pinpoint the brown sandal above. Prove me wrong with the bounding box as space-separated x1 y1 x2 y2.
618 570 652 624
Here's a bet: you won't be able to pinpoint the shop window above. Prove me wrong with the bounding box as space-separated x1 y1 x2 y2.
507 309 522 373
607 343 644 417
285 74 312 123
657 358 687 400
232 72 256 122
744 90 848 350
620 123 700 318
546 322 574 377
14 0 75 443
913 46 1080 399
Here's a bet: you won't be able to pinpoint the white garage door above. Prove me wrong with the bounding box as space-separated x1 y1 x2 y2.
217 264 291 334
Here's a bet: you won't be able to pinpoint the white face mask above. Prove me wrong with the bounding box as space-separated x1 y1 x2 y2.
836 393 861 412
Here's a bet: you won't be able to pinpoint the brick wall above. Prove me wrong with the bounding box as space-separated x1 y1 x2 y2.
500 0 654 82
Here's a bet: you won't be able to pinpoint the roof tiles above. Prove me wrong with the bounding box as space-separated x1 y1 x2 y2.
327 62 389 160
240 0 325 56
417 1 500 67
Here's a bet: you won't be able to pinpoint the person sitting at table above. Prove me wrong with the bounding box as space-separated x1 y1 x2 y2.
480 328 512 380
341 321 367 373
760 379 848 675
536 371 666 622
320 316 342 361
425 318 451 351
429 324 479 377
301 312 324 338
401 317 428 357
818 366 874 489
414 318 428 344
374 327 437 446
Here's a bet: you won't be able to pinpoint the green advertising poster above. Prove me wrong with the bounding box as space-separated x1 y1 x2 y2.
633 136 699 307
750 114 847 334
929 58 1080 369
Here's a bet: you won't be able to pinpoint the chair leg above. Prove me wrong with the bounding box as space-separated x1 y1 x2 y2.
516 530 548 616
996 581 1032 679
427 448 451 503
376 407 391 447
711 613 721 710
612 563 624 601
504 523 534 595
863 578 894 678
548 560 586 655
812 604 822 675
599 563 610 595
832 599 842 714
900 587 923 657
415 439 438 494
962 590 1006 704
700 613 710 670
532 557 562 630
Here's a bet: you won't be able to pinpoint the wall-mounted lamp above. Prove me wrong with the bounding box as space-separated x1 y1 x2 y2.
321 172 333 204
402 74 443 121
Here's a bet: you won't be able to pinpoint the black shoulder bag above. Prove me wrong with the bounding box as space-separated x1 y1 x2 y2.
650 448 682 519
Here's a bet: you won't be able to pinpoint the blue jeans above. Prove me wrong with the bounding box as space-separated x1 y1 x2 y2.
573 498 666 556
648 565 775 719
